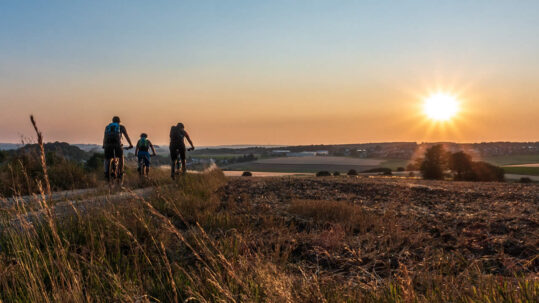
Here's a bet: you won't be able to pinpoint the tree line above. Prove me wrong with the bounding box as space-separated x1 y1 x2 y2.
415 144 504 181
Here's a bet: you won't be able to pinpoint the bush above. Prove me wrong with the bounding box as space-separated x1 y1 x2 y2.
316 171 331 177
0 150 97 196
362 167 392 174
406 158 422 171
85 153 105 171
347 169 357 176
461 161 504 182
519 177 532 183
333 171 340 176
396 167 405 172
241 171 252 177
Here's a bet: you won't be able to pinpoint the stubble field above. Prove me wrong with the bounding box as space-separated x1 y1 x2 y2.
1 171 537 302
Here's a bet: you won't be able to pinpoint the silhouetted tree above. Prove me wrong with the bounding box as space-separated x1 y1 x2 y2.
347 169 357 176
420 145 447 180
449 151 474 180
446 151 504 181
470 161 505 181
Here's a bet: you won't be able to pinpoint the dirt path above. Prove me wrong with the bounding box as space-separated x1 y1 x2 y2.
4 164 221 229
7 187 154 229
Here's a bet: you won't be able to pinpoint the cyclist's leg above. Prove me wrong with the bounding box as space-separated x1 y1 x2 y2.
144 153 151 176
112 148 117 181
137 152 143 175
179 146 187 173
170 147 178 177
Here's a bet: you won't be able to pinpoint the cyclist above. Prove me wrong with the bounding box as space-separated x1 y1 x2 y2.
103 116 133 182
135 133 157 176
169 122 194 179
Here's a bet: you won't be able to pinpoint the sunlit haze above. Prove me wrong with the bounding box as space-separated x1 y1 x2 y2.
1 1 538 145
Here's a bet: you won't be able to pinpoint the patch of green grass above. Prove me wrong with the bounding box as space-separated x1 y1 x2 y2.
503 166 539 176
378 159 410 170
483 154 539 166
191 153 262 160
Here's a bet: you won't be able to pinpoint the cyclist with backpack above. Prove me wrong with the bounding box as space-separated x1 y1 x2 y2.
135 133 157 176
103 116 133 181
169 122 195 179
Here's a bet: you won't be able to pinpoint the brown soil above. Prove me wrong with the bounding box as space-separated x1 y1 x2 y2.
218 176 539 281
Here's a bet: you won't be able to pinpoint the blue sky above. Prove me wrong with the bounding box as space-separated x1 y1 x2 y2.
1 1 538 144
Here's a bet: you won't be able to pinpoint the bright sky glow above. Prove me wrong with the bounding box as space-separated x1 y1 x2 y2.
423 93 459 121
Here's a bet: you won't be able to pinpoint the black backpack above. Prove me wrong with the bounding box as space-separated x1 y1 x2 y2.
105 123 121 145
170 126 185 144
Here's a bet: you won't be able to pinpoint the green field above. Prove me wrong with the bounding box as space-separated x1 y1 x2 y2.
482 154 539 166
379 158 410 170
222 157 413 173
220 154 539 174
503 166 539 176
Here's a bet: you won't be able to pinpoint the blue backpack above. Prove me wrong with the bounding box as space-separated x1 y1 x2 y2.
105 122 121 144
138 138 150 151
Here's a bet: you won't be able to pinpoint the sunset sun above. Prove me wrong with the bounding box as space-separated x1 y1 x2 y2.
423 93 459 121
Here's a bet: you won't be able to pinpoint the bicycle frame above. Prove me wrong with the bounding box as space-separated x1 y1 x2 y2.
107 146 131 184
138 154 151 178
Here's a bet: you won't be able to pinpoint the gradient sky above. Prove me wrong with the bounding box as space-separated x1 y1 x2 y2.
1 1 538 146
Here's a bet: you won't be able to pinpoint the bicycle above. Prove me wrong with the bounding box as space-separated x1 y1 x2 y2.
107 146 132 185
171 147 194 179
137 152 155 179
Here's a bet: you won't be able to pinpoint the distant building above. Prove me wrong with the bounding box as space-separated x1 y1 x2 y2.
271 150 290 155
287 151 317 157
356 149 368 158
314 150 329 155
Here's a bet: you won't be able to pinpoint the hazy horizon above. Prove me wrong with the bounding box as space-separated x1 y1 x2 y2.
2 1 538 146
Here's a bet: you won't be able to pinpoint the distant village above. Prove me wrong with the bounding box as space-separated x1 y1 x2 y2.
1 142 538 168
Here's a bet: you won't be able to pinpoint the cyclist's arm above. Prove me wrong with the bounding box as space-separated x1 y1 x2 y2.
121 125 133 147
184 131 194 149
149 141 157 156
102 128 107 147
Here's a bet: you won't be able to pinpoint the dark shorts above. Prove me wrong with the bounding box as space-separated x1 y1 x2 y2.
138 151 151 167
104 144 123 159
170 144 186 161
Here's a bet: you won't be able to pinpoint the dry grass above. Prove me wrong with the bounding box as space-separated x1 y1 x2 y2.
1 171 538 302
